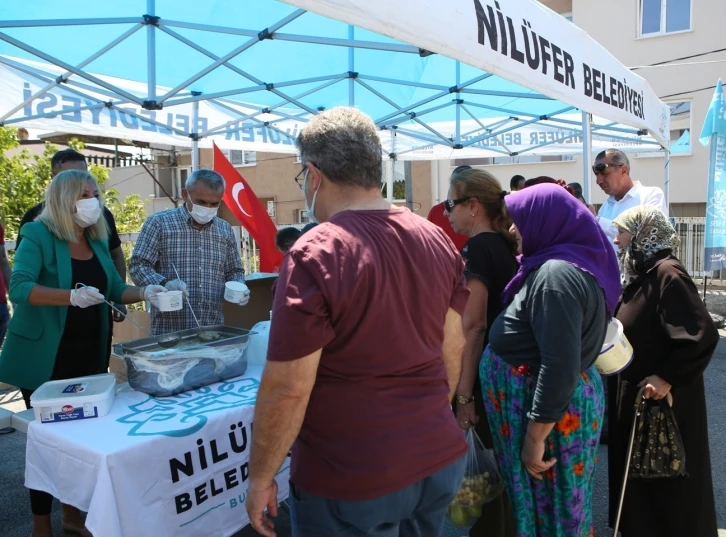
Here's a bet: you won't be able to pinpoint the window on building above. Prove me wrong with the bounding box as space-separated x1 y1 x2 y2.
639 0 691 37
224 150 257 166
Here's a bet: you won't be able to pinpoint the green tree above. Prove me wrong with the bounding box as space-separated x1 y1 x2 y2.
0 127 147 240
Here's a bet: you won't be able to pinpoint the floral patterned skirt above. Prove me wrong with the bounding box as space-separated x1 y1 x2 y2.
480 347 604 537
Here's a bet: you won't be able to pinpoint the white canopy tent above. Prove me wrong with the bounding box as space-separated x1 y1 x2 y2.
0 0 672 204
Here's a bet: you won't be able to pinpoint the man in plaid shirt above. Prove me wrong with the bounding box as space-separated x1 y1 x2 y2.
130 169 249 335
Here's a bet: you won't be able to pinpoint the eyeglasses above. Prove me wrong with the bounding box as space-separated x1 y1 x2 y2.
294 162 319 189
294 167 308 190
444 197 470 212
592 163 623 175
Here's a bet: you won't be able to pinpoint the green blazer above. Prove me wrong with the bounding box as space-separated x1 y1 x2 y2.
0 222 128 391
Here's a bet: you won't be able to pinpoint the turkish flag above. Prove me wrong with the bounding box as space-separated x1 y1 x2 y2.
213 143 283 273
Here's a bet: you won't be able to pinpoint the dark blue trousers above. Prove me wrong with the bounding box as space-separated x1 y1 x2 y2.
289 454 466 537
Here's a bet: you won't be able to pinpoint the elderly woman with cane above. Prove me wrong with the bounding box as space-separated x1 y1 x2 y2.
481 183 620 536
0 169 166 537
609 205 719 537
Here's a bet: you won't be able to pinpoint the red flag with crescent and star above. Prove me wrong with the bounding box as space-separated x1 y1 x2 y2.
213 143 283 273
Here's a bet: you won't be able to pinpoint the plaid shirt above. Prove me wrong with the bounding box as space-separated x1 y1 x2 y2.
129 206 245 335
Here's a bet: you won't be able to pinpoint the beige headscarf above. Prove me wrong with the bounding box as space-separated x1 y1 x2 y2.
613 206 679 289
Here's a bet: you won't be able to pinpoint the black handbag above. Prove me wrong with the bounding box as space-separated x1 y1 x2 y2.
629 390 687 479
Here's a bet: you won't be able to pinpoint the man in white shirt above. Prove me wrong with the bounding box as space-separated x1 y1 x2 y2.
595 148 668 248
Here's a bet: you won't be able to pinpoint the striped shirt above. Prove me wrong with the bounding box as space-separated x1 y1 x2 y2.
129 206 245 335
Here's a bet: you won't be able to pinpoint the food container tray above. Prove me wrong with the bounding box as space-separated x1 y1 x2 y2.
113 325 255 397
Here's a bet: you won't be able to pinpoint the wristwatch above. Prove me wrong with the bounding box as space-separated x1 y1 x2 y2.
455 395 474 405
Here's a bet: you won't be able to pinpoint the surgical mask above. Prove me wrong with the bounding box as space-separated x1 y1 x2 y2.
73 198 102 228
187 200 218 225
302 169 320 223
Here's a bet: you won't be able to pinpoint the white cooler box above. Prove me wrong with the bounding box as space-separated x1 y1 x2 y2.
30 373 116 424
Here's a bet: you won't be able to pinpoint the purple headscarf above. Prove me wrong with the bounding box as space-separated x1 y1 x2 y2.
501 183 621 315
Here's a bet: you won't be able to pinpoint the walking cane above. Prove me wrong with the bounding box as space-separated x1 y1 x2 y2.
612 387 646 537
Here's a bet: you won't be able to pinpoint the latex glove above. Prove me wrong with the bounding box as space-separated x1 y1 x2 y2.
165 279 189 297
143 285 168 309
237 288 251 307
70 286 105 308
112 303 127 322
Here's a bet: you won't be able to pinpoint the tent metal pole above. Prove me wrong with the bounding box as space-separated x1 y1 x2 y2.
348 25 355 106
147 0 156 102
192 96 200 172
664 149 671 214
157 9 305 103
455 61 461 148
582 112 593 203
0 17 142 28
374 73 491 125
387 132 396 202
0 31 143 104
356 75 449 91
0 24 143 123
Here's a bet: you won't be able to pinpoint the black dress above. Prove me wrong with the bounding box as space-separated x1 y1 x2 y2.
609 254 719 537
461 232 518 537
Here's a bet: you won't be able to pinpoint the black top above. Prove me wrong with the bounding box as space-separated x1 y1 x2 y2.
16 202 121 251
460 232 518 349
52 255 108 380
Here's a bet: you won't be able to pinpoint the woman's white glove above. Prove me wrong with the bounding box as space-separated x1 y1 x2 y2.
70 286 105 308
143 285 168 309
165 279 189 297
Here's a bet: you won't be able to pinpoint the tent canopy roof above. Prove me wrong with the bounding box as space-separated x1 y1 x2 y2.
0 0 669 160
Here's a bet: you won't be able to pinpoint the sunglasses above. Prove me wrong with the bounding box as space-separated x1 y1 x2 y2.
444 197 470 212
592 163 623 175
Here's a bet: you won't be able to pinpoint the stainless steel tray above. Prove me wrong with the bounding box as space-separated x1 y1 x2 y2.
113 325 255 355
113 325 257 397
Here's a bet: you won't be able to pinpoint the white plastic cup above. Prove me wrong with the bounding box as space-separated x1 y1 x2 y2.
156 290 184 312
224 281 249 303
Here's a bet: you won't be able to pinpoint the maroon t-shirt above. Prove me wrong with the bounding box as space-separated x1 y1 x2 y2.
267 207 469 501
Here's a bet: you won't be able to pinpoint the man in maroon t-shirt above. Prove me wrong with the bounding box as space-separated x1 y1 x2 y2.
246 108 469 537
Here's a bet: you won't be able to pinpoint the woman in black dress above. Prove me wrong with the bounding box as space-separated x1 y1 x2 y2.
0 170 166 537
609 205 719 537
444 167 518 537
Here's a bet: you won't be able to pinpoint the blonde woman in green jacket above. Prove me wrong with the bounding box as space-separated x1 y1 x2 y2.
0 169 166 537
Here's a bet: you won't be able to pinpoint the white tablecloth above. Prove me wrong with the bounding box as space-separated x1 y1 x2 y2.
25 366 290 537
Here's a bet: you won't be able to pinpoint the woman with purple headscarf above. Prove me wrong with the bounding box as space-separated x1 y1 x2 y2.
481 184 621 537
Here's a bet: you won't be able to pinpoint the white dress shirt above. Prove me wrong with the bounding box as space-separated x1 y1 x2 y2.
597 181 668 248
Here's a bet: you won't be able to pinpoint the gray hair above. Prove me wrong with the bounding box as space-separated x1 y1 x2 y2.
185 169 225 192
295 107 382 189
595 148 630 169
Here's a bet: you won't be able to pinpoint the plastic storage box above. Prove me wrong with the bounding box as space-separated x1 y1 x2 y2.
30 373 116 424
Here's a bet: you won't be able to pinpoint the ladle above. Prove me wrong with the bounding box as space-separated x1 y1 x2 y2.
169 262 201 331
75 283 181 349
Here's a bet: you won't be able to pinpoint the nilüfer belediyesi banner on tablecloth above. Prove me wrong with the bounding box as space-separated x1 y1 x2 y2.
24 368 290 537
700 80 726 272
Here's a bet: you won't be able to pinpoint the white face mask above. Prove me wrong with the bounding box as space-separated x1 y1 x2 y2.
302 169 320 223
73 198 102 228
187 199 218 225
